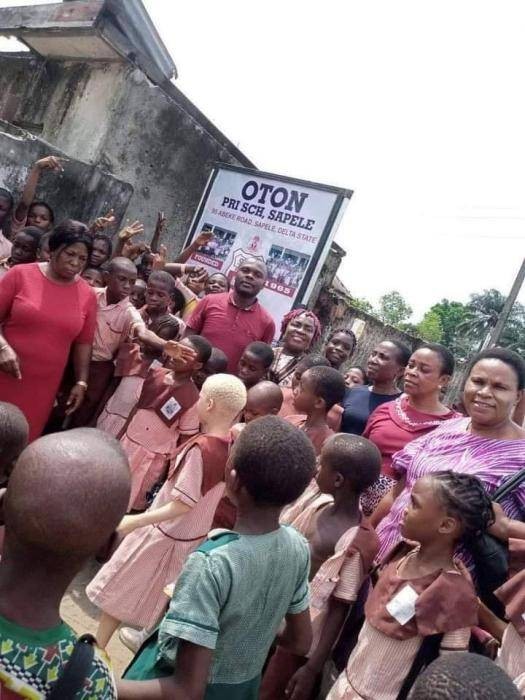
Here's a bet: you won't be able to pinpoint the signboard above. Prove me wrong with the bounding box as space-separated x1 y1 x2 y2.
184 164 352 340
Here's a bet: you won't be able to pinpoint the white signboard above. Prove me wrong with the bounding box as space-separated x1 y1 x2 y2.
184 165 352 340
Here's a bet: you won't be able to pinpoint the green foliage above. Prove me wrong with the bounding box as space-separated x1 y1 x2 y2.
377 291 413 327
350 296 374 314
429 299 469 353
416 311 443 342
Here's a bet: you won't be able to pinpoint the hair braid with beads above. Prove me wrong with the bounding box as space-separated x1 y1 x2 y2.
430 470 495 540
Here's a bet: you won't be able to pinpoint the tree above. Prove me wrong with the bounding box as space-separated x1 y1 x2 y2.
457 289 525 355
350 296 374 314
429 299 470 353
417 310 443 342
376 291 413 328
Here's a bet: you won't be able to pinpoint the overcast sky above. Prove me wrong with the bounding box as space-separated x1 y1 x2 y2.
2 0 524 320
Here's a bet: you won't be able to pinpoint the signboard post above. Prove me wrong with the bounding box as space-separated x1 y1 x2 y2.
184 164 353 340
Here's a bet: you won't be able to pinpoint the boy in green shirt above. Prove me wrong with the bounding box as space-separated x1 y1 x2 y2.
0 428 131 699
118 415 317 700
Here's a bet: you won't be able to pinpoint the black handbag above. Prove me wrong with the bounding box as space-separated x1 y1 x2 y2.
469 468 525 616
47 633 96 699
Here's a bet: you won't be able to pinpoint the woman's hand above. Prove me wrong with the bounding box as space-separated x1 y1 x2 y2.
0 344 21 379
65 383 87 415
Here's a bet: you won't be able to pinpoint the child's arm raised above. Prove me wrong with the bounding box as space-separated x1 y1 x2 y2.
117 641 212 700
13 156 63 222
174 230 213 264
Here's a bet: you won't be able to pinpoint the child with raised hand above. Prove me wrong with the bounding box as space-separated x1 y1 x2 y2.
117 416 316 700
0 429 130 698
71 257 184 428
96 271 186 437
119 334 211 511
261 434 381 700
287 365 346 456
237 340 274 388
87 374 247 650
10 155 61 235
327 471 493 700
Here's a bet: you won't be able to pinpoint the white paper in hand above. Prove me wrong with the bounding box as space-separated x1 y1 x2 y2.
386 584 419 625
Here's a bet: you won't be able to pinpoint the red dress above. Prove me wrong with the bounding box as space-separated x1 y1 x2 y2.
0 263 97 441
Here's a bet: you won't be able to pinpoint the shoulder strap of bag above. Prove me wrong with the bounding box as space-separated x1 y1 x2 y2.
47 633 96 699
492 468 525 503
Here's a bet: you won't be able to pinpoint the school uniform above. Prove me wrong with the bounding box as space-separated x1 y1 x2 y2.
261 508 379 700
120 367 200 510
86 434 230 631
327 546 477 700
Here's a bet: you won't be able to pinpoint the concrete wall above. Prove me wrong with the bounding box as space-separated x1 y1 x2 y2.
0 120 133 231
313 286 420 370
0 53 252 255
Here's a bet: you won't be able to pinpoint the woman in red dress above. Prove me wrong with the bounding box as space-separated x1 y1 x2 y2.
0 220 97 441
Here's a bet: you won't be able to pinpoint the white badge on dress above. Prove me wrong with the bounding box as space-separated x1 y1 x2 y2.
386 584 419 625
160 397 181 420
150 359 163 370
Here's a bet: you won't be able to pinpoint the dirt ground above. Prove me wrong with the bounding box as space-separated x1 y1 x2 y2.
60 559 133 677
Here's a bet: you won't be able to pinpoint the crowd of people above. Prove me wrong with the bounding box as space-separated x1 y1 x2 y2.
0 156 523 699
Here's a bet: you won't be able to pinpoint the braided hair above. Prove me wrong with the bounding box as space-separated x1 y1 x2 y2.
430 471 494 540
280 308 322 345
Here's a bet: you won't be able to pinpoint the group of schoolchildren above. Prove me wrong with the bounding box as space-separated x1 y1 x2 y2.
0 160 523 699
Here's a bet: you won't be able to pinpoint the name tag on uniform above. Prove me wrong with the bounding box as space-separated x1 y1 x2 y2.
160 397 181 420
386 584 419 625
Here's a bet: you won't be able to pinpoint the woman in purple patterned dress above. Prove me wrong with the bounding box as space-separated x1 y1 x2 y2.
373 347 525 562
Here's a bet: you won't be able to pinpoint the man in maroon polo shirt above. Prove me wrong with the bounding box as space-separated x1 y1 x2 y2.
187 259 275 373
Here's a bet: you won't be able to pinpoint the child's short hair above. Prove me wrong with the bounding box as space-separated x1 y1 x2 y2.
297 353 330 372
29 200 55 224
18 226 43 246
155 314 181 341
0 402 29 480
409 652 521 699
202 374 247 422
430 471 494 540
0 187 14 210
304 365 346 410
186 334 212 365
207 347 228 373
171 287 186 314
92 232 113 257
232 416 316 507
4 429 130 559
245 341 274 369
148 270 176 295
322 434 381 493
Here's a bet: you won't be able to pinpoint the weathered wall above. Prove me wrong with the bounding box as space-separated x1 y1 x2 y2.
313 285 420 369
0 120 133 230
0 53 253 254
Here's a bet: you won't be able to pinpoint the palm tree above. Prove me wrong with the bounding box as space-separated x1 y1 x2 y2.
458 289 525 354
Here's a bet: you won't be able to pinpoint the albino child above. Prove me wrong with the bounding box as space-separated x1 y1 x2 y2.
86 374 247 649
